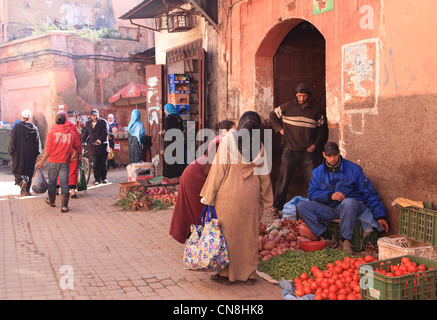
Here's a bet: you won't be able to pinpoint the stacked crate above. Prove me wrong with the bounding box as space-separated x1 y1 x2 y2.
377 204 437 261
168 74 191 121
359 203 437 300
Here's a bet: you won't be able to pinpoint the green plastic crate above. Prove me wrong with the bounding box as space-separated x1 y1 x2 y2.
399 206 437 246
327 220 378 252
359 255 437 300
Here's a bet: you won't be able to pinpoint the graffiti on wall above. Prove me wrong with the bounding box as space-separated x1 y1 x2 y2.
146 76 161 126
342 39 380 135
313 0 334 15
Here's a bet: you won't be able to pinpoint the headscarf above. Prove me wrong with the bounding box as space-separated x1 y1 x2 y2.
21 109 32 120
235 111 262 162
164 103 178 117
108 114 115 125
127 109 146 144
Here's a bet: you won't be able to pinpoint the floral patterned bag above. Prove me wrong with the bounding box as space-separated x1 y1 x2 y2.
183 206 229 271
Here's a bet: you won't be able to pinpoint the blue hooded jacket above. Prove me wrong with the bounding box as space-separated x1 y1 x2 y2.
308 157 387 220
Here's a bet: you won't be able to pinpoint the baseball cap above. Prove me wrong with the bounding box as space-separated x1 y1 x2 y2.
91 109 99 116
324 142 340 156
21 109 32 119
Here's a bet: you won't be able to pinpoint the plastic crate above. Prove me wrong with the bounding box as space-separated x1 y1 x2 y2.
175 104 190 115
399 206 437 246
327 220 378 251
378 236 437 261
169 86 190 94
168 73 190 84
359 255 437 300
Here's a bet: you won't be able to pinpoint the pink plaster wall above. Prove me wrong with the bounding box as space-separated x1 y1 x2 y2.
218 0 437 233
0 32 147 146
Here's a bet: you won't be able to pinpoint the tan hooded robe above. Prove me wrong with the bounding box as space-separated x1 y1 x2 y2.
200 134 273 282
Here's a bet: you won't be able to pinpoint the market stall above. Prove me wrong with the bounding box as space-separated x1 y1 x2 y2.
256 197 437 301
108 82 150 166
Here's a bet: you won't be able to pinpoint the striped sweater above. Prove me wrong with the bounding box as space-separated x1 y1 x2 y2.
269 100 327 152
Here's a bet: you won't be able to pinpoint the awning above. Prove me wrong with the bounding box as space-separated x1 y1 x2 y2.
119 0 190 20
109 82 148 107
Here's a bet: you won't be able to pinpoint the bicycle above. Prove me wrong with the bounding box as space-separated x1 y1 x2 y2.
79 143 93 185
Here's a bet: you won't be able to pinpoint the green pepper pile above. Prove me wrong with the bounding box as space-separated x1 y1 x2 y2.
258 248 358 282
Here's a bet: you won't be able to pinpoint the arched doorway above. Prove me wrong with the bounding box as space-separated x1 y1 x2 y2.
256 19 326 205
272 21 327 200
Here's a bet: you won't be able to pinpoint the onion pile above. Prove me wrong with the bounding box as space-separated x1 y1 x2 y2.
258 218 319 261
144 187 178 206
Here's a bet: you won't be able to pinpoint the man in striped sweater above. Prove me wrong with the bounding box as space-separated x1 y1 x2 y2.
269 83 328 219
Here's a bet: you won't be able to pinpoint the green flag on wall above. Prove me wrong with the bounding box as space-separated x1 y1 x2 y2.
313 0 334 15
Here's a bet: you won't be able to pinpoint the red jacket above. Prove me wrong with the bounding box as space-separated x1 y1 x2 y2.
46 124 81 163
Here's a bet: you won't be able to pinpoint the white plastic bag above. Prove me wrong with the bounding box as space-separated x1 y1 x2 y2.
32 169 48 194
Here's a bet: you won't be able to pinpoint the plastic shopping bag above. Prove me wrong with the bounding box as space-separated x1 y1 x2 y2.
31 169 48 194
77 161 87 191
183 206 229 271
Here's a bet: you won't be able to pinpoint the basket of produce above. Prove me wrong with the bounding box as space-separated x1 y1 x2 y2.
360 255 437 300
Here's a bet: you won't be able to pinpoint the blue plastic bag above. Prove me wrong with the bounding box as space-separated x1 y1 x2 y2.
282 196 309 220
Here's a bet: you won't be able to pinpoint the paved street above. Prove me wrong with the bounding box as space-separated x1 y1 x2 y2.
0 163 283 301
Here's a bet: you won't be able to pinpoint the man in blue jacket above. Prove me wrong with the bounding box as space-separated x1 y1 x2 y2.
297 142 389 253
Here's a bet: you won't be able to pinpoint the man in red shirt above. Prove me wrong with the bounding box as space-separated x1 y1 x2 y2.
36 112 81 212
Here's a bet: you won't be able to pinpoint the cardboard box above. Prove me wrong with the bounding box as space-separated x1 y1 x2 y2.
169 87 190 94
127 162 155 182
169 93 189 105
119 181 146 199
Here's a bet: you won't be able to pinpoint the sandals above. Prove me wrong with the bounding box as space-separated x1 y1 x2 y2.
271 208 282 219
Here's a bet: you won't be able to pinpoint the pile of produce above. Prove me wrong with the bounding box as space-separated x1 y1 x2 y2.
374 256 431 277
114 187 177 211
144 187 178 206
258 217 380 300
259 249 375 300
258 218 318 261
292 254 375 300
258 248 357 282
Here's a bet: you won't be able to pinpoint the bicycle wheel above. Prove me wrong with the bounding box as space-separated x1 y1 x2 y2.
80 157 91 185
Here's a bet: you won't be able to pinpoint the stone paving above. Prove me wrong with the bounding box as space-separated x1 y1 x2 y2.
0 164 283 300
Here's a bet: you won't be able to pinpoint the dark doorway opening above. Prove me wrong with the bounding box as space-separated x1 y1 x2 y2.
271 21 327 202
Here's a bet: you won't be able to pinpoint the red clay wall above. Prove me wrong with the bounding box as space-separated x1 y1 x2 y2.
218 0 437 234
0 32 146 146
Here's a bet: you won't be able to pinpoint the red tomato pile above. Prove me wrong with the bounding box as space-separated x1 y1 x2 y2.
374 256 431 277
293 255 376 300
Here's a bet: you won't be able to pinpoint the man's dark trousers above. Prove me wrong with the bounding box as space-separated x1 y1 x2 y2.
92 153 108 182
273 147 314 211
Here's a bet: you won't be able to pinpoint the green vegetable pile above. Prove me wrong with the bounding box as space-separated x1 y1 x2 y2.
258 248 358 282
114 193 171 212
